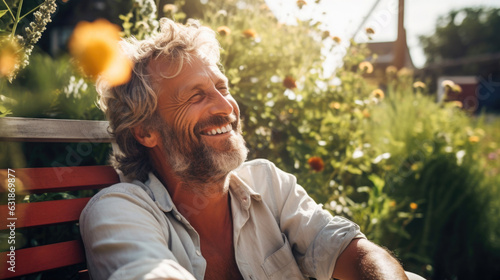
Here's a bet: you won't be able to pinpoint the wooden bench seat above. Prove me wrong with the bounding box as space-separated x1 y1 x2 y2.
0 117 119 279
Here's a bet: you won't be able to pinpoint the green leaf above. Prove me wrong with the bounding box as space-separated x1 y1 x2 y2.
0 10 7 18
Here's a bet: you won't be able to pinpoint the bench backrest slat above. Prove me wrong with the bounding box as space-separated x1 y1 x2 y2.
0 197 91 230
0 240 85 278
1 166 120 194
0 117 113 142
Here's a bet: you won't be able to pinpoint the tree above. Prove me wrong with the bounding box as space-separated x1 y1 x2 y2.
419 7 500 77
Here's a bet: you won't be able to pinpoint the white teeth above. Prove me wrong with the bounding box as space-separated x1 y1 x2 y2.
205 124 233 135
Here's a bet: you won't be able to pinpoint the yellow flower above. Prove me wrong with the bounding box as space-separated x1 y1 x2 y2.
397 67 413 77
0 38 20 78
450 101 463 108
359 61 373 74
283 75 297 89
452 84 462 93
242 28 257 38
332 36 341 44
389 200 396 207
441 79 455 89
371 89 385 99
410 202 418 210
217 26 231 36
468 135 480 143
69 19 133 87
329 102 341 109
297 0 307 9
365 27 375 35
385 65 397 76
413 81 426 90
163 4 177 14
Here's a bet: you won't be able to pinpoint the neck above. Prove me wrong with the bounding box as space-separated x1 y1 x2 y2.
170 179 233 238
149 146 233 237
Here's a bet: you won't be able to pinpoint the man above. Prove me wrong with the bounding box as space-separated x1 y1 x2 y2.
80 18 417 280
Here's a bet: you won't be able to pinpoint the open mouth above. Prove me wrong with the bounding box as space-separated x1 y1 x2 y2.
201 123 233 136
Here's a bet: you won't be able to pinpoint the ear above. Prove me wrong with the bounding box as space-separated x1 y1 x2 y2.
132 125 159 148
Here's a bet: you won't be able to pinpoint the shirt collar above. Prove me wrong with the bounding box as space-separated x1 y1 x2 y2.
228 171 262 210
127 170 263 213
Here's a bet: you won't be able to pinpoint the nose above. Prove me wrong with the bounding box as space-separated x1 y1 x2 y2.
209 90 234 116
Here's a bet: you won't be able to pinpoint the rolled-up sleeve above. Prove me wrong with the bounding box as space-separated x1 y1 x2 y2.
272 165 365 280
80 185 196 280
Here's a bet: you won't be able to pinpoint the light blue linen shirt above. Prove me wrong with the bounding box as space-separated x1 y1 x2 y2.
80 159 365 280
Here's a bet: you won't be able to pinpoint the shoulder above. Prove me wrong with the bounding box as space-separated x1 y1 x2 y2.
80 182 157 225
235 159 293 181
234 159 299 203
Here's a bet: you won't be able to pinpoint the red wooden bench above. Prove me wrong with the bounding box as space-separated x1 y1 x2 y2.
0 117 120 279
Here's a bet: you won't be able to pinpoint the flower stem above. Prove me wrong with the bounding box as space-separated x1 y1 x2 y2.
1 0 15 21
11 0 24 36
19 2 43 21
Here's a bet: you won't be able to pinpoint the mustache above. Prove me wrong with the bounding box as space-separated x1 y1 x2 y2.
195 114 238 134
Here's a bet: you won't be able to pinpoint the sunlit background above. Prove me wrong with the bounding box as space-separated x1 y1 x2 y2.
267 0 500 68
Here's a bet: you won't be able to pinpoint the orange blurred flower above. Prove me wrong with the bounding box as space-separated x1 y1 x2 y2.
359 61 373 74
283 75 297 89
468 136 480 143
217 26 231 36
322 30 330 40
68 19 133 86
242 28 257 38
297 0 307 9
410 202 418 210
308 156 324 172
365 27 375 34
0 38 20 78
362 109 371 118
389 200 396 207
332 36 341 44
371 89 385 99
329 102 341 109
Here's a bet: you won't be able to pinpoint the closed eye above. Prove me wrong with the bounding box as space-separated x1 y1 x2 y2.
217 86 230 96
189 92 205 103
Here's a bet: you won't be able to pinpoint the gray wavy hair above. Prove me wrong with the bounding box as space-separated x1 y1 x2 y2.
96 18 221 181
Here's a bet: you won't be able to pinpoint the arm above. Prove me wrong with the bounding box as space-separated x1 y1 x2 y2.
332 238 409 280
80 186 196 280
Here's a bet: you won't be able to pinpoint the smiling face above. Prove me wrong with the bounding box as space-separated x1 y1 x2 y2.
149 54 248 186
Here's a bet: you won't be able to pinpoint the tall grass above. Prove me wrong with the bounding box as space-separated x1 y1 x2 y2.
366 84 500 279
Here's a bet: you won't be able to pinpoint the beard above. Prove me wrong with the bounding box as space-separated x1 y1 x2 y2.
156 114 248 189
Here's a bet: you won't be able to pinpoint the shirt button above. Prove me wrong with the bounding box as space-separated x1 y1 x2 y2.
175 214 181 220
195 249 202 256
